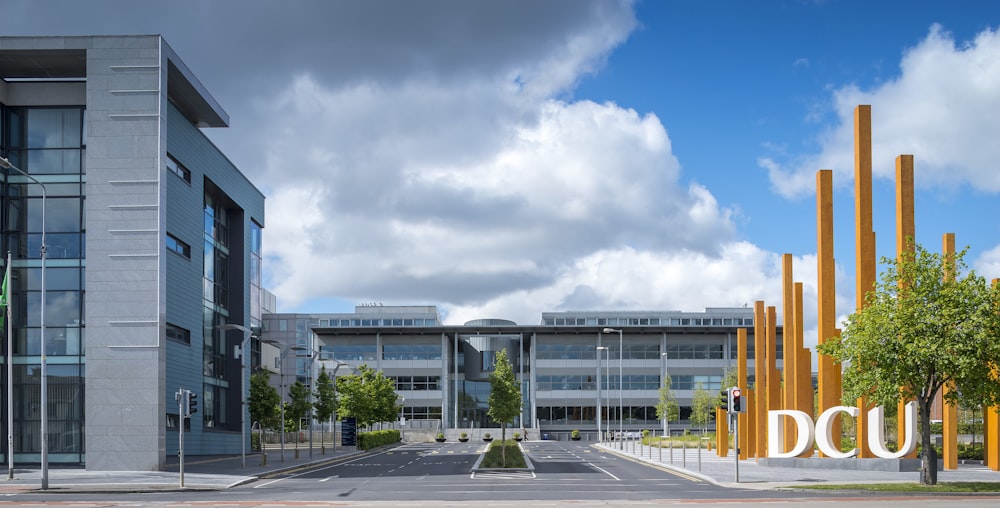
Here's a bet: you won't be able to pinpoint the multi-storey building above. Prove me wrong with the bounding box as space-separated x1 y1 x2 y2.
0 35 265 470
262 305 780 437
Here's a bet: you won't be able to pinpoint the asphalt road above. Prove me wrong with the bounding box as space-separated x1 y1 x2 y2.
1 441 998 507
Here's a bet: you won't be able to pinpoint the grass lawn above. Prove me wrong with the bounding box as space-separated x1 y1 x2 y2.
479 440 527 468
800 482 1000 493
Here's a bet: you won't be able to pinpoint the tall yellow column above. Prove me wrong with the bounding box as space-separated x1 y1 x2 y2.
766 306 780 421
816 169 840 455
942 233 958 470
895 154 918 459
737 327 750 460
754 301 767 459
854 105 876 458
989 279 1000 472
794 282 813 457
716 407 728 457
781 254 797 454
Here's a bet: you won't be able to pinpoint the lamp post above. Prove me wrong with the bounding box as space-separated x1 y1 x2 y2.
603 328 623 448
218 324 254 469
262 339 292 462
0 156 47 489
661 352 669 437
326 359 351 451
291 346 317 459
596 346 608 443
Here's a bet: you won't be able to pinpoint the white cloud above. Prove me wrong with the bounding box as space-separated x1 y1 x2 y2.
973 244 1000 281
763 24 1000 198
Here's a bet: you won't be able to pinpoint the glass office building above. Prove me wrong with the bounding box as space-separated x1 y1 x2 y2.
0 35 265 471
264 306 780 436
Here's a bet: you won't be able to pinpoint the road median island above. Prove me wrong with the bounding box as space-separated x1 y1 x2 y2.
471 440 534 474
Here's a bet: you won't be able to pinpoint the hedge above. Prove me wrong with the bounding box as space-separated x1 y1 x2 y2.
357 429 401 450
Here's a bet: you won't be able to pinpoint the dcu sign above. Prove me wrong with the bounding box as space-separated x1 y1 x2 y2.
767 401 917 459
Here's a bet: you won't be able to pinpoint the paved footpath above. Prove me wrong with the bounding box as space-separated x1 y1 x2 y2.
0 444 362 494
596 440 1000 489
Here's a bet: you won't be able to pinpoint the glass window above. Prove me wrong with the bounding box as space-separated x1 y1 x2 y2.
166 233 191 258
166 154 192 183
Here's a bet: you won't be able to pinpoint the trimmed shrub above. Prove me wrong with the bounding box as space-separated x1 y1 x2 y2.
357 429 401 450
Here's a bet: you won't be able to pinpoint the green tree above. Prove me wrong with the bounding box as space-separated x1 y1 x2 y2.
487 349 521 466
313 366 338 454
655 373 679 436
249 370 281 434
690 383 716 434
336 364 399 428
286 381 313 457
818 243 1000 485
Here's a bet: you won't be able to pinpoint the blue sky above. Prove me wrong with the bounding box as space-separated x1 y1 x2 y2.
4 0 999 350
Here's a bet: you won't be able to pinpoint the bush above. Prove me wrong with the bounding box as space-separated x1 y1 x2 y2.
513 432 521 439
357 429 400 450
570 429 580 439
480 440 526 468
483 432 492 440
459 432 468 439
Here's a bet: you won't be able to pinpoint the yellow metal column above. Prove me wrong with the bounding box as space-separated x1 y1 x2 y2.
989 279 1000 471
737 327 750 460
854 105 876 458
895 154 918 459
816 169 840 455
754 301 767 459
782 254 796 454
942 233 958 470
794 282 813 457
716 407 728 457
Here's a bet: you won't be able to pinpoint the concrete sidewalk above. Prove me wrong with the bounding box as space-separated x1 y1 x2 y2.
0 444 363 494
595 441 1000 489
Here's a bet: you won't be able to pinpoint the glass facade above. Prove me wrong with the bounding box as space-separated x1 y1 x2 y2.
2 106 87 464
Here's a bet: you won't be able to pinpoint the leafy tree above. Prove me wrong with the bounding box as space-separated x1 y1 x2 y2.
249 369 281 433
313 366 338 454
487 349 521 466
690 383 716 434
286 381 313 456
655 372 680 436
818 243 1000 485
336 364 399 428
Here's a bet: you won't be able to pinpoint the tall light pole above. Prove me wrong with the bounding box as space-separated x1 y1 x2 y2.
325 359 350 451
262 339 291 462
218 324 254 469
0 156 47 489
603 328 623 447
596 346 608 443
291 345 317 459
661 352 669 436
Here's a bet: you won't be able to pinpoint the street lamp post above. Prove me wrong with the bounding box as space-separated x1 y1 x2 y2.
0 156 47 489
324 359 350 452
661 352 669 437
596 346 608 443
291 346 317 459
262 339 292 462
603 328 623 449
219 324 254 469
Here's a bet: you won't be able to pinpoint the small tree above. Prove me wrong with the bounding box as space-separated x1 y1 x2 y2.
286 381 312 457
336 364 399 428
248 370 280 452
690 383 716 434
655 372 680 437
818 243 1000 485
313 366 338 454
487 349 521 466
249 370 281 431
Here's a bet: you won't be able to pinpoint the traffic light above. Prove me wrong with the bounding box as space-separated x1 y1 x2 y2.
731 387 742 413
719 388 729 412
186 390 198 418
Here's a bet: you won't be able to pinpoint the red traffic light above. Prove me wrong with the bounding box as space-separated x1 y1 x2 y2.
732 388 741 398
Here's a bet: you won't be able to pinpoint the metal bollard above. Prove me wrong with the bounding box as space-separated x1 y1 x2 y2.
682 441 686 468
698 442 702 471
670 441 674 464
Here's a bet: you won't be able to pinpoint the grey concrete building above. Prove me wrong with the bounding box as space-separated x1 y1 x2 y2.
262 305 780 439
0 35 264 471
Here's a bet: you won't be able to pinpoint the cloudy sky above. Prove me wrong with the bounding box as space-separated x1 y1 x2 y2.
5 0 999 349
